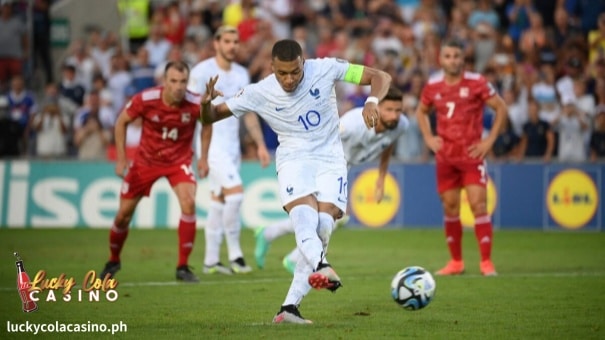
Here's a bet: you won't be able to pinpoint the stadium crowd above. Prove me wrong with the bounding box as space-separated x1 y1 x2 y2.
0 0 604 162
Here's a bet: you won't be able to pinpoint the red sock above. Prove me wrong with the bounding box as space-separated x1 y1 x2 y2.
109 223 129 262
177 214 197 268
444 215 462 261
474 215 493 262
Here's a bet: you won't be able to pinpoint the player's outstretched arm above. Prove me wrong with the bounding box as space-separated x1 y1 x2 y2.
375 143 395 203
113 110 134 178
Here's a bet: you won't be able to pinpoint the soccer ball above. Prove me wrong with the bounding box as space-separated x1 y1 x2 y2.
391 266 436 310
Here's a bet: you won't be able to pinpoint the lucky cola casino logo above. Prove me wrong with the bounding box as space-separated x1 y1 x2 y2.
13 252 119 312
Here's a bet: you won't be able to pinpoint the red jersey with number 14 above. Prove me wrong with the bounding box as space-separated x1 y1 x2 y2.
126 87 201 167
420 71 495 163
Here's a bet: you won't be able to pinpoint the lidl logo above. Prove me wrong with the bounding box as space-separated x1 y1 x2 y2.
350 169 400 228
460 176 498 227
547 169 598 229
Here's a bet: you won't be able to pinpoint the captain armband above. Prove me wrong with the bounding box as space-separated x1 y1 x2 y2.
343 64 364 84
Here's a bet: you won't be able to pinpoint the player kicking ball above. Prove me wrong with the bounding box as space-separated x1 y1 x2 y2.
415 39 508 276
254 88 409 273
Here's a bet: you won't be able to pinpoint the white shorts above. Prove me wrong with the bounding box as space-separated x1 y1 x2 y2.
208 156 242 196
277 159 348 213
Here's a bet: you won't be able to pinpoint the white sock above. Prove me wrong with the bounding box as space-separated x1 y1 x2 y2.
317 212 334 257
264 218 294 242
204 201 224 266
283 250 313 306
289 205 322 270
223 193 244 261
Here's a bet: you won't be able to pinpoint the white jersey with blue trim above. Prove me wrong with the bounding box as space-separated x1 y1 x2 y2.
339 107 409 166
225 58 349 171
188 57 250 161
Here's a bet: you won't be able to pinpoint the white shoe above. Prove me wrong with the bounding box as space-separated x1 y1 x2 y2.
308 263 342 292
202 263 233 275
231 258 252 274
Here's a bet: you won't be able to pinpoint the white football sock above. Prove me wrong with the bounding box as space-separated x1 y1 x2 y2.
284 247 300 264
283 251 313 306
289 205 322 270
223 193 244 261
204 200 224 266
264 218 294 242
317 212 334 257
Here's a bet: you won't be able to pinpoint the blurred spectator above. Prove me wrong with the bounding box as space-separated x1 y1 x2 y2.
33 0 53 84
472 22 497 73
532 63 560 124
73 90 114 132
396 0 421 24
107 54 132 115
154 45 182 85
223 0 257 28
0 0 27 91
7 74 36 132
588 12 605 64
0 94 21 157
503 88 527 138
130 47 156 92
519 12 548 57
31 98 68 158
117 0 151 53
90 30 117 79
518 100 555 162
201 0 224 34
258 0 292 40
506 0 534 47
553 103 589 162
73 114 111 160
162 1 186 45
589 109 605 161
185 10 211 46
490 116 520 162
144 24 172 66
556 57 584 107
551 6 581 48
65 40 99 92
568 0 605 35
394 95 425 162
468 0 500 30
58 64 86 107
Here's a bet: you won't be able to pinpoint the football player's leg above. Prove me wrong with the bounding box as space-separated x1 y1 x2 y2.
223 186 251 273
464 163 496 275
436 162 464 275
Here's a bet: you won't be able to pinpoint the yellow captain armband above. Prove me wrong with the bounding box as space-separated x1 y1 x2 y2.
343 64 364 84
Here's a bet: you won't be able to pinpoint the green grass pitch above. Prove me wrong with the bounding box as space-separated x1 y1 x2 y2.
0 227 604 339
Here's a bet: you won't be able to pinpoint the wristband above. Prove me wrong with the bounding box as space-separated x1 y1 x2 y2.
365 96 379 105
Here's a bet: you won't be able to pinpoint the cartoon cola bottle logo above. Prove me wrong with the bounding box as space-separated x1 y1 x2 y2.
14 252 38 313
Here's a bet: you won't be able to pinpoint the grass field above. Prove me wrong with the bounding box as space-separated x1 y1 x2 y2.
0 227 604 339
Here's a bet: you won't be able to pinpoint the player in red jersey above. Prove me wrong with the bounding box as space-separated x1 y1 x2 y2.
416 40 507 276
99 61 212 282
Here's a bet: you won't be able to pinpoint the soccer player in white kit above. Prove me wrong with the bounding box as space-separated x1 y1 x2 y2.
188 26 270 275
200 40 391 324
254 87 410 273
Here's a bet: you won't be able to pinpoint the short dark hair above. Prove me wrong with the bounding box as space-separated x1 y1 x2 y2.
441 39 465 50
164 60 189 75
382 87 403 103
271 39 303 62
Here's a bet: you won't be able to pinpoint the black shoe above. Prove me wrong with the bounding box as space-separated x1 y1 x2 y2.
272 305 312 324
176 265 200 283
100 261 121 279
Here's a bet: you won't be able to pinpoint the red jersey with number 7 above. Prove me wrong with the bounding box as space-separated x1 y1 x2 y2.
125 87 201 167
420 71 496 163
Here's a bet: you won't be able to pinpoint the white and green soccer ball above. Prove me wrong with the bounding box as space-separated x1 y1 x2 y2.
391 266 436 310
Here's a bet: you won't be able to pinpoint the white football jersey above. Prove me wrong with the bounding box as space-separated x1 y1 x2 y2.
225 58 350 171
339 107 409 166
188 57 250 160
